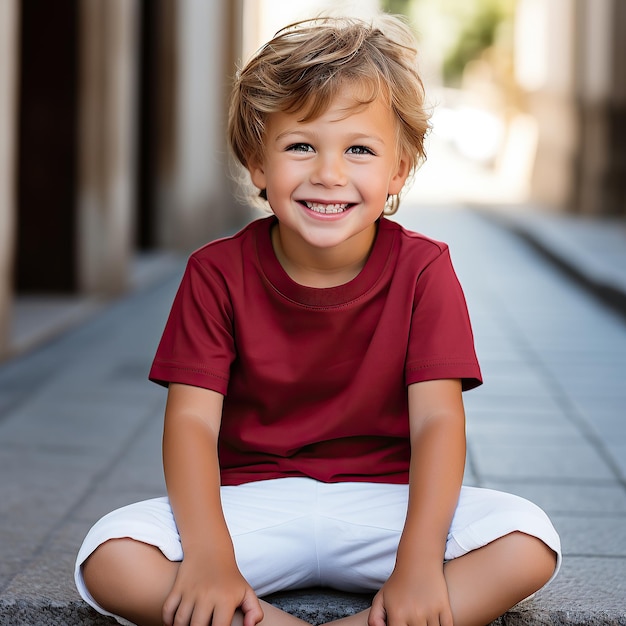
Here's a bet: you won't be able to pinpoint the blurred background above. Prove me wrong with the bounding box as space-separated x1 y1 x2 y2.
0 0 625 361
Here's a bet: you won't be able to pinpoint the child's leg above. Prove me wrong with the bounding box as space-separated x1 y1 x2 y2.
82 538 175 625
83 537 311 626
442 531 556 626
323 531 557 626
311 482 560 626
75 483 325 624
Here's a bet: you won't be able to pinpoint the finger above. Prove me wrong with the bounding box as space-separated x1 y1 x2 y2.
368 596 386 626
187 604 217 626
439 607 454 626
162 590 182 626
211 604 238 626
171 599 195 626
241 592 264 626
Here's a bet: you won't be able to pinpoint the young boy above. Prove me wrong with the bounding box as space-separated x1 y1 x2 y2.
75 14 561 626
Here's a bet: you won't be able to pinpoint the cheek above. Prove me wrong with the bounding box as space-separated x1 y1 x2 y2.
263 164 300 203
353 168 393 198
270 161 305 188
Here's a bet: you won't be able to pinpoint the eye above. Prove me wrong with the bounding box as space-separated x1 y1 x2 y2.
347 145 375 156
286 143 314 153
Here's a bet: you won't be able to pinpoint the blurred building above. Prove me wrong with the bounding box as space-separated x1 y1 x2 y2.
0 0 251 360
0 0 624 360
515 0 626 216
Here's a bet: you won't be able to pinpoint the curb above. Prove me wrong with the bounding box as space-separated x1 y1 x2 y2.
474 208 626 319
2 593 626 626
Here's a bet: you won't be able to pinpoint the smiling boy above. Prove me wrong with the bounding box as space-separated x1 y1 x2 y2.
75 15 561 626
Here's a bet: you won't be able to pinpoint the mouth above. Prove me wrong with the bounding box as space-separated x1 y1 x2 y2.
299 201 354 214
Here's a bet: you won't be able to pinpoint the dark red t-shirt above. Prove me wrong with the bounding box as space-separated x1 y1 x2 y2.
150 216 481 485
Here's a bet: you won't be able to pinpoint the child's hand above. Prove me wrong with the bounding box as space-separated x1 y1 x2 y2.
368 566 453 626
162 551 264 626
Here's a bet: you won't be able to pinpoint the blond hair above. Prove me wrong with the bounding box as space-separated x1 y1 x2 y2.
228 14 430 211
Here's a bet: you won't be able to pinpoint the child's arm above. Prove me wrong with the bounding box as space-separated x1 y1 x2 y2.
369 379 466 626
161 383 264 626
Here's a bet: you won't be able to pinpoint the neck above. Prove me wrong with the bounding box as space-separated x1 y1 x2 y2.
271 222 377 288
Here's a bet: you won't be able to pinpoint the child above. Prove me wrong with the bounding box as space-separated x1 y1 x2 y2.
75 14 561 626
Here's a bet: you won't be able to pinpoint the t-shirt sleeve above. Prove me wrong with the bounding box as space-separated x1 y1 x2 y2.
405 247 482 391
148 255 235 394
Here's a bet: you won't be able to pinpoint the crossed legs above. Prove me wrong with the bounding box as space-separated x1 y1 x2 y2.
82 531 556 626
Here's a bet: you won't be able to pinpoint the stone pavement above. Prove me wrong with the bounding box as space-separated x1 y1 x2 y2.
479 206 626 319
1 205 625 625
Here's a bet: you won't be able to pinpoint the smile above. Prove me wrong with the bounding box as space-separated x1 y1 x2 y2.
301 201 352 214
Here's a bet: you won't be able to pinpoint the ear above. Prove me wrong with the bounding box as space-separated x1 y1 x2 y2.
248 160 267 192
388 152 411 196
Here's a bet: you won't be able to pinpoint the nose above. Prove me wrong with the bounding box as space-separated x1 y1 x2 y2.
310 152 348 187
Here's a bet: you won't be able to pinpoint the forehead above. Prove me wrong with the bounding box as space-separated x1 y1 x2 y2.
266 83 397 135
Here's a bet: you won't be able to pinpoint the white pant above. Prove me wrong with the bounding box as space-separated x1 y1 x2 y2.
75 479 561 619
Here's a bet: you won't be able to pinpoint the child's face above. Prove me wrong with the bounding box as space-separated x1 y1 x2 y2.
248 84 410 256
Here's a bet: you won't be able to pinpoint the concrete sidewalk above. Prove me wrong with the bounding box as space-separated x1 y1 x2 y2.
479 206 626 319
1 206 625 625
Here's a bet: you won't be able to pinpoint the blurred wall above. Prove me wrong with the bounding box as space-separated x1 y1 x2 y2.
515 0 577 209
516 0 626 215
573 0 626 216
0 0 250 360
77 0 139 295
0 0 19 357
155 0 248 251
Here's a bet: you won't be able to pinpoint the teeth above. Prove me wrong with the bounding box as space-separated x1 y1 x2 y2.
304 202 349 214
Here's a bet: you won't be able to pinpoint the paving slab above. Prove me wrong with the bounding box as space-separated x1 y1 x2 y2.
478 207 626 318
